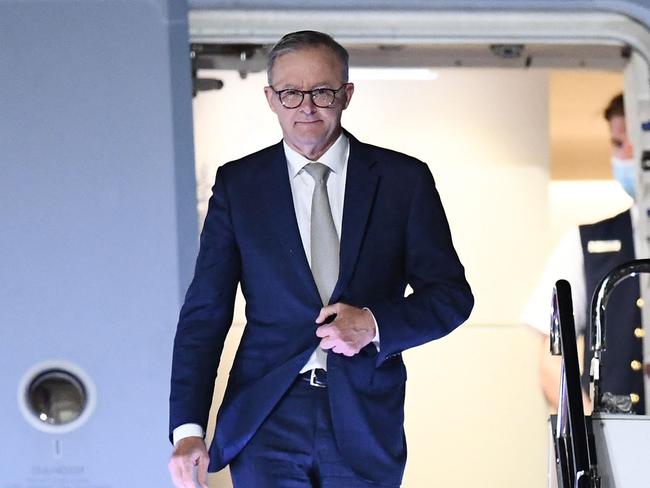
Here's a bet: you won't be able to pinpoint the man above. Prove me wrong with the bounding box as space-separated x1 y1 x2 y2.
523 93 644 414
169 30 473 488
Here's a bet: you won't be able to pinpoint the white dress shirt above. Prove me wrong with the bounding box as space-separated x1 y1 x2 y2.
173 133 379 445
521 227 587 335
522 206 636 336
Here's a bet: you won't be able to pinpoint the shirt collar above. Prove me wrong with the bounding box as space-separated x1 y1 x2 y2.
284 133 349 179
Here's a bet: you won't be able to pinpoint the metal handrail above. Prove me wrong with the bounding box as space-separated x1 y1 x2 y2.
589 259 650 410
551 279 598 487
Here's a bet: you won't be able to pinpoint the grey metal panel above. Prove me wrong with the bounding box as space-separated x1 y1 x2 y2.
592 413 650 487
187 1 650 41
188 0 597 9
0 0 195 486
187 1 643 15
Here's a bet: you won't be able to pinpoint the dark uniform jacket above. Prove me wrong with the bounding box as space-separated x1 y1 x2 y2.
579 209 645 414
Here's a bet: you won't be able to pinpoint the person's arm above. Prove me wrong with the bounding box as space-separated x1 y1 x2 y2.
538 333 592 413
522 227 589 412
318 163 471 364
314 163 472 361
539 333 562 409
370 163 473 365
168 165 241 487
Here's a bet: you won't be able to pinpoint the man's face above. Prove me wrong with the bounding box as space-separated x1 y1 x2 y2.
608 115 634 159
264 46 354 160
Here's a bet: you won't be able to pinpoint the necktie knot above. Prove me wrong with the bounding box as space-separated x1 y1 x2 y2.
303 162 331 184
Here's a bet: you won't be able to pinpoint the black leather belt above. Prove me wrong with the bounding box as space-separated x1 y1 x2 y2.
299 368 327 388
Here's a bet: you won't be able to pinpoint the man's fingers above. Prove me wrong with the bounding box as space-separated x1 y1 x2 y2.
332 343 357 356
315 324 331 338
169 457 194 488
319 336 337 350
316 304 339 324
315 303 367 357
181 461 196 488
196 451 210 488
169 437 208 488
168 460 184 487
321 337 359 356
181 458 197 488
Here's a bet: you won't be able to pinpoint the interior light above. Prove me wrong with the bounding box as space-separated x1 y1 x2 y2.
350 68 439 81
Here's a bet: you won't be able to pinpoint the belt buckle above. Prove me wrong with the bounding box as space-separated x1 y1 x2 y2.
309 369 326 388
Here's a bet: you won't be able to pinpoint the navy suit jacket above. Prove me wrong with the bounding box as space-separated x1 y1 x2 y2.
169 132 473 484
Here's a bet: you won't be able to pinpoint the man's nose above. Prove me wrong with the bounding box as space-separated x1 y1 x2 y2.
299 93 317 113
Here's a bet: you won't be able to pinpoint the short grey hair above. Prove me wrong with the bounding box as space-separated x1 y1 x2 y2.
267 30 349 85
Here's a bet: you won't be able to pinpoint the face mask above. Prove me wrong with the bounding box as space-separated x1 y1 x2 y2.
611 156 636 199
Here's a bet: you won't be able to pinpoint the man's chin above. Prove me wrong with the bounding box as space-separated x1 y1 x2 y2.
287 140 327 159
290 135 325 149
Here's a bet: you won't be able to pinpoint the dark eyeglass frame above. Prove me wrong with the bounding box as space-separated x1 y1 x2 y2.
269 84 350 109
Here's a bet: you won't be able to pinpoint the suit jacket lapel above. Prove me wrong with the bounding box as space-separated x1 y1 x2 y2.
331 134 379 303
256 142 321 306
256 135 379 307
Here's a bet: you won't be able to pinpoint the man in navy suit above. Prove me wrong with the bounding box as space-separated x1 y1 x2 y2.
168 30 473 488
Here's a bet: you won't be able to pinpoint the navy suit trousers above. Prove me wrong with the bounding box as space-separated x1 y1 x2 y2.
229 378 401 488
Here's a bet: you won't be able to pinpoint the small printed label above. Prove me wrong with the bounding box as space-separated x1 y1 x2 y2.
587 240 622 254
1 464 113 488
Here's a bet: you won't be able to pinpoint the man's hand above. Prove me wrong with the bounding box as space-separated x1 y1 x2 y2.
168 436 209 488
315 303 375 356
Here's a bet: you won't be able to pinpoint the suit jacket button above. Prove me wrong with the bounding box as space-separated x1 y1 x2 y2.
630 393 640 404
631 360 643 372
637 298 645 308
634 327 645 339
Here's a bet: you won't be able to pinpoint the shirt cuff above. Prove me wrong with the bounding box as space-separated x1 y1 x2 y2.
363 307 380 351
172 423 205 446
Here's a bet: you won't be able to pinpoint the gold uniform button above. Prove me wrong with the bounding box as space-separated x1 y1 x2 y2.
630 393 640 404
637 298 645 308
634 327 646 339
631 360 643 371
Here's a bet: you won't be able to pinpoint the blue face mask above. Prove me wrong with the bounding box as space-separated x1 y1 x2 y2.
611 157 636 199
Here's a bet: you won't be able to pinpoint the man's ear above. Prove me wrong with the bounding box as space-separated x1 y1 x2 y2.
264 86 278 113
342 83 354 110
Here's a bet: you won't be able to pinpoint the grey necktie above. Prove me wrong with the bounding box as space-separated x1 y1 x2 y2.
303 163 340 306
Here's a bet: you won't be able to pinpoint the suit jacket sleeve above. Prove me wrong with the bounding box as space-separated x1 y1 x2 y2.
169 165 241 440
370 163 473 366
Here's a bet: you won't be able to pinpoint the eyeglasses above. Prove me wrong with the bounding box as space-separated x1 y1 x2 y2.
270 84 349 109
